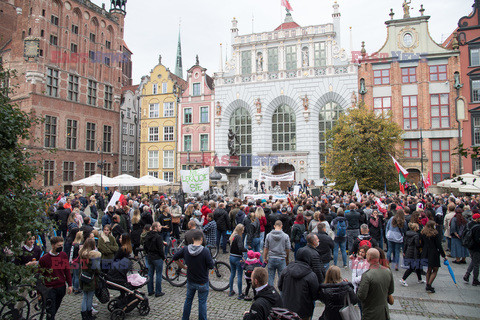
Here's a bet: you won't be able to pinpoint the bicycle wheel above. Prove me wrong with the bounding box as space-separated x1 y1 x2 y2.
207 245 218 259
165 259 187 287
209 261 231 291
129 258 147 276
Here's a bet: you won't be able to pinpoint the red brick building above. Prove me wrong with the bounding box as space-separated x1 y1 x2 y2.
358 3 462 185
456 0 480 173
0 0 131 191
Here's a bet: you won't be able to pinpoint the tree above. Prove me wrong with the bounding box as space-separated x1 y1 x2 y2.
323 103 403 191
0 64 52 302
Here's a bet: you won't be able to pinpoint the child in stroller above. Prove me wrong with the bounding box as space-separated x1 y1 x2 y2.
101 257 150 320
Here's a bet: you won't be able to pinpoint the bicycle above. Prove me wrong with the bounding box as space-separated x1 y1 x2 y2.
129 248 148 277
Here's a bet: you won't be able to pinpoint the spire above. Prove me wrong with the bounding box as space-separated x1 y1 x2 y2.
175 28 183 79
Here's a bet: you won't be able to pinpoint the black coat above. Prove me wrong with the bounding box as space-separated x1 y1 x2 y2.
214 208 230 231
55 206 71 231
315 231 334 263
278 261 319 318
368 215 384 241
143 231 165 261
297 245 324 284
131 222 144 247
318 282 358 320
420 232 445 268
243 284 283 320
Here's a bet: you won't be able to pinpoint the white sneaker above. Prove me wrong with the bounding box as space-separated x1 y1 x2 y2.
399 279 408 287
91 307 98 315
418 279 426 284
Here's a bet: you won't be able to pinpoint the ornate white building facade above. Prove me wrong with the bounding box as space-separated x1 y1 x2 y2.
214 4 358 187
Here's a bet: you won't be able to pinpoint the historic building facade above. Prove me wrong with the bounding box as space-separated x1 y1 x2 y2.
178 57 215 177
358 3 461 184
214 3 358 188
456 0 480 173
120 84 140 177
139 58 186 186
0 0 130 191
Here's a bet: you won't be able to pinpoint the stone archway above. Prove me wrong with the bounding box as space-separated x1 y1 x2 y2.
407 168 421 186
272 163 295 191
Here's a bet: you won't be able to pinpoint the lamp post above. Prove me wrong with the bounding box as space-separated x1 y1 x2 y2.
97 142 106 191
454 71 464 175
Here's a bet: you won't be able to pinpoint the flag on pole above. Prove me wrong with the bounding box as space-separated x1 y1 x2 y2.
375 198 387 214
353 180 361 202
281 0 293 11
391 155 408 194
422 172 431 190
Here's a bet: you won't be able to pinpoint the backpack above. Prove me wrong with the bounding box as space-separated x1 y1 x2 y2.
268 308 301 320
358 237 372 248
336 220 347 238
462 224 479 250
299 231 308 246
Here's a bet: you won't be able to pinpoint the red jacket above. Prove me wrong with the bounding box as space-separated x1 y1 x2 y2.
201 205 212 226
39 252 72 288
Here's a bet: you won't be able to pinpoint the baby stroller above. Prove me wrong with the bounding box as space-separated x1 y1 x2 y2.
101 258 150 320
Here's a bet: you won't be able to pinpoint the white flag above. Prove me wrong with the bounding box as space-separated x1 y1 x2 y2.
353 180 361 202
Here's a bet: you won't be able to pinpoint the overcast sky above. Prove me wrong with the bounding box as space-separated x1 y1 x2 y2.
92 0 470 84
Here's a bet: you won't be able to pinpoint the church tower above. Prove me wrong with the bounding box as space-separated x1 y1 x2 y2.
175 30 184 79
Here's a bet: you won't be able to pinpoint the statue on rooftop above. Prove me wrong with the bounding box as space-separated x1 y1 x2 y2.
402 0 411 18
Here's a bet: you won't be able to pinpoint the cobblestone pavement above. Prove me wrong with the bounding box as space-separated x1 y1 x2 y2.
57 251 480 320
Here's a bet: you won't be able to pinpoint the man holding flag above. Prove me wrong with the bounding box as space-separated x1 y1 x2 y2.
391 155 409 194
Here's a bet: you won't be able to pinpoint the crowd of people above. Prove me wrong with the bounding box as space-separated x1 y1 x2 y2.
12 187 480 320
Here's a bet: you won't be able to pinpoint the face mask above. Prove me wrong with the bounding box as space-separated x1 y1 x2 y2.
55 246 63 253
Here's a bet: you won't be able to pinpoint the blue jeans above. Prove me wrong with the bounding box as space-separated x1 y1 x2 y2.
267 257 286 286
146 258 164 295
229 255 243 294
333 240 347 267
252 237 261 255
161 231 171 256
322 263 330 274
216 230 227 252
387 241 402 268
72 268 80 291
182 281 209 320
81 290 94 312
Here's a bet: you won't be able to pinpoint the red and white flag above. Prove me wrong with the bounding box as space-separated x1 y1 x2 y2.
106 191 126 209
375 198 387 214
281 0 293 11
353 180 361 202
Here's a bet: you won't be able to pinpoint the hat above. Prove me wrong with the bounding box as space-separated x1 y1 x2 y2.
254 252 261 259
281 207 287 212
247 250 255 259
261 199 267 203
194 210 202 216
473 213 480 220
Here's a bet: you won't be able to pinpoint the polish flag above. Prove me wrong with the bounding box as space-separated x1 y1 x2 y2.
106 191 127 209
281 0 293 11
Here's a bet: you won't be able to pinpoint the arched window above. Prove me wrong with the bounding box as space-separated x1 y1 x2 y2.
229 107 252 178
319 101 342 178
272 104 296 151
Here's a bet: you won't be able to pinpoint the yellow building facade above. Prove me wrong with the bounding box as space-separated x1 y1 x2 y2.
140 61 186 191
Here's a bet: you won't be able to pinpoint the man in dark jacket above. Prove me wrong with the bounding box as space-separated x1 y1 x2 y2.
55 201 71 239
314 223 334 273
214 202 230 253
143 222 166 297
350 224 378 255
243 267 283 320
464 213 480 286
345 203 361 251
278 250 319 320
296 234 324 284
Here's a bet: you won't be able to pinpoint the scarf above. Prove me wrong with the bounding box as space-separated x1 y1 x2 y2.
100 232 110 243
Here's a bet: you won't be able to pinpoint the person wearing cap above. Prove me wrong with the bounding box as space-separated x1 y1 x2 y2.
464 213 480 286
192 210 205 230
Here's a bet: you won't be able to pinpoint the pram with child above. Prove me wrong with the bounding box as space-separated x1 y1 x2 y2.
98 257 150 320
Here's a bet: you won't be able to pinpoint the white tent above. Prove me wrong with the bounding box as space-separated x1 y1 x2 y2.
71 174 117 187
138 175 171 186
111 174 142 187
437 173 480 193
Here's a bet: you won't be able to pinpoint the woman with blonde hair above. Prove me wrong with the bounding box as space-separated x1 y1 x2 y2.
79 238 101 319
228 224 247 299
318 266 358 320
255 207 267 252
70 231 83 294
73 207 84 227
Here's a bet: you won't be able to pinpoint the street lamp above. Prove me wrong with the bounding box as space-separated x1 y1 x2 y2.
97 142 107 191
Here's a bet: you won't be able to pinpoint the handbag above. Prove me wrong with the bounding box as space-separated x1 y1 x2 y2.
339 292 361 320
95 276 110 303
386 229 403 243
80 271 94 284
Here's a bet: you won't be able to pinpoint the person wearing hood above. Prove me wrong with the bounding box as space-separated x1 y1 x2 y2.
144 222 166 298
278 247 319 320
264 220 290 286
172 229 214 320
243 267 283 320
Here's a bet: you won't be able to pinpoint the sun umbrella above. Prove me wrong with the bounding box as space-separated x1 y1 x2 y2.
110 174 142 187
71 174 117 187
443 259 457 286
138 175 171 186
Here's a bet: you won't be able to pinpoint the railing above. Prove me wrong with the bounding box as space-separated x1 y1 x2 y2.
0 283 50 320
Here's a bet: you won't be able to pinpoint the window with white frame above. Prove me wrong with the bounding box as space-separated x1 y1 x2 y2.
122 141 127 154
193 83 201 96
200 106 209 123
163 171 174 182
152 83 158 94
148 171 158 178
285 45 297 71
241 51 252 75
129 123 134 136
471 48 480 67
122 123 127 134
121 160 128 172
128 160 134 172
163 126 174 141
149 127 159 142
184 108 192 124
314 42 326 67
126 108 131 118
129 142 134 155
268 47 278 72
163 102 174 117
184 135 192 152
474 117 480 145
162 83 168 93
148 150 159 169
472 79 480 102
149 103 159 118
163 150 174 168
